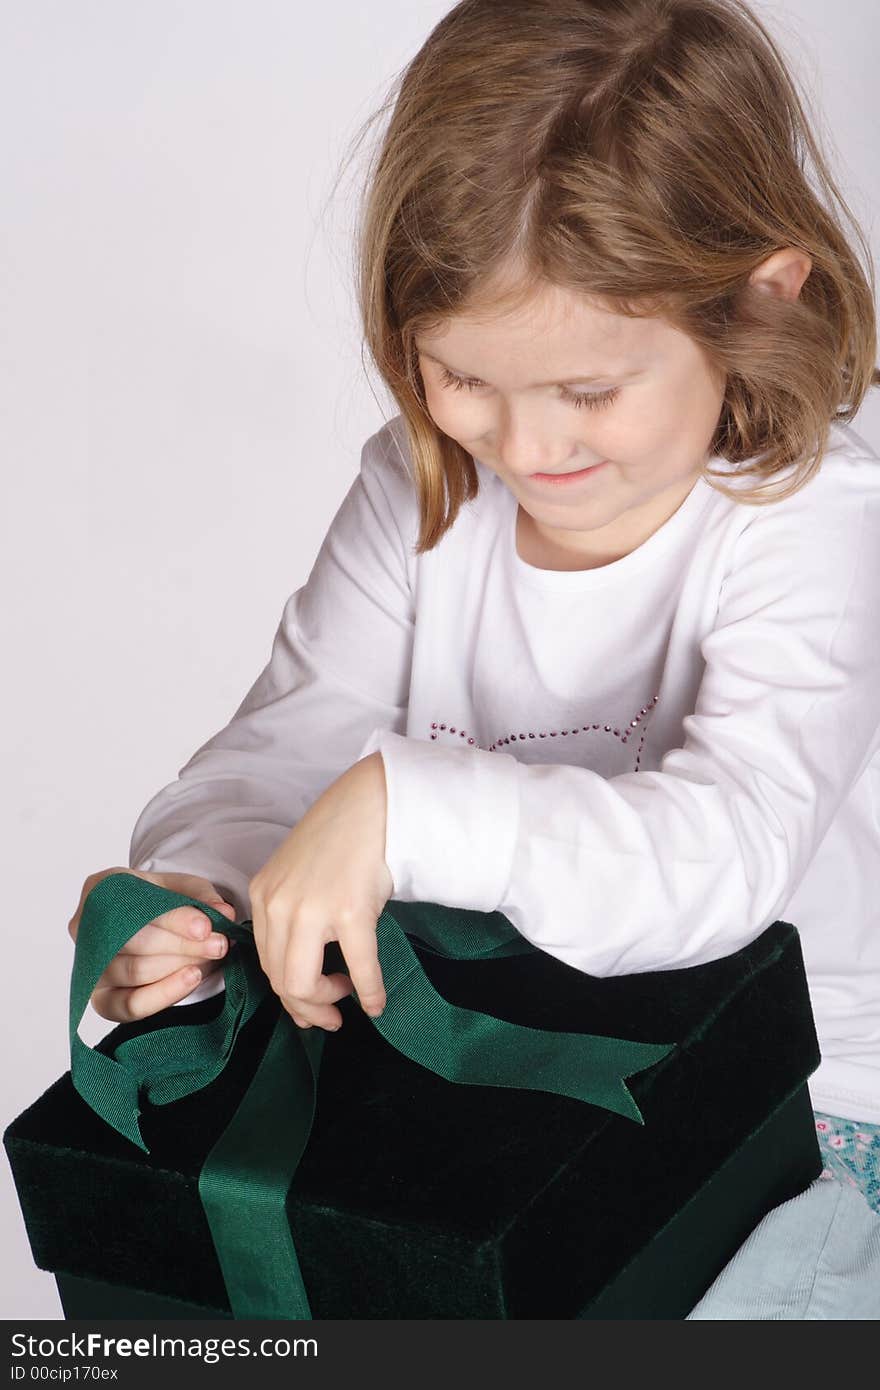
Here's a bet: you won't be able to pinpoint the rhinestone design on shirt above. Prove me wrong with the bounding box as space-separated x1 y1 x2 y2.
428 694 660 772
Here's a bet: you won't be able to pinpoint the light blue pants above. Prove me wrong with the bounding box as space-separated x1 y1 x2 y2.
687 1110 880 1319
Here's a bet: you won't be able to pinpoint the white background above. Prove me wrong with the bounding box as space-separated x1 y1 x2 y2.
2 0 877 1319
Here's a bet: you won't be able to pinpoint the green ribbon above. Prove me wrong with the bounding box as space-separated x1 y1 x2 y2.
69 872 675 1319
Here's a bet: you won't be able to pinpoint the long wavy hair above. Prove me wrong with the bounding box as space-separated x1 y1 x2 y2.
339 0 878 554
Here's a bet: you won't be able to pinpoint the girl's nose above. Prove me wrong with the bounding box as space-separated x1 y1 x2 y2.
493 402 578 477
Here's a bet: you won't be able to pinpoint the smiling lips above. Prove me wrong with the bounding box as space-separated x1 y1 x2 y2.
530 461 609 485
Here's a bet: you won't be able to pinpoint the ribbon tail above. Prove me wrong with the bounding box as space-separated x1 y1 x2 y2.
367 911 676 1124
596 1040 679 1125
70 1035 150 1152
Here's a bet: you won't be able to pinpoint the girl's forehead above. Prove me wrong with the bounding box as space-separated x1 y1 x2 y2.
416 294 669 368
419 279 665 346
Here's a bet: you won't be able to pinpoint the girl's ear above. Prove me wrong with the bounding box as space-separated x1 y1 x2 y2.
749 247 813 302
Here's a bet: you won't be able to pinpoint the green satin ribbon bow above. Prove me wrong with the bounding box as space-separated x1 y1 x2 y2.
69 872 675 1320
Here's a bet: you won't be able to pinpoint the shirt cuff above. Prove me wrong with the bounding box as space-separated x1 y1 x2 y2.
358 729 521 912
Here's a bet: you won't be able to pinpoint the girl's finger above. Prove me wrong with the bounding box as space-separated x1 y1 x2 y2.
284 971 357 1030
251 899 312 1004
117 918 231 960
149 902 236 943
279 924 327 1013
278 934 356 1030
90 963 219 1024
338 925 386 1017
96 950 226 992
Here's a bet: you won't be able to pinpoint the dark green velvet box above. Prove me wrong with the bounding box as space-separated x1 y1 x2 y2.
5 920 822 1320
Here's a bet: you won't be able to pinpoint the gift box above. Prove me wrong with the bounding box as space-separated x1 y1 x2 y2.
5 880 822 1320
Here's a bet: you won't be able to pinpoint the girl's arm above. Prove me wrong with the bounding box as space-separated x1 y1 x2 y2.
364 458 880 976
127 421 418 1003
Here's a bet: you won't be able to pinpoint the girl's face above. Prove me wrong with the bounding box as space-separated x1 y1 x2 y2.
415 278 727 568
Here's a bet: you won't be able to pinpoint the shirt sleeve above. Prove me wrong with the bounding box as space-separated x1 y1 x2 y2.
128 420 418 1003
368 466 880 976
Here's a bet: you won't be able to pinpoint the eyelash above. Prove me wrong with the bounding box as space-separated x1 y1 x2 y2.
437 366 620 411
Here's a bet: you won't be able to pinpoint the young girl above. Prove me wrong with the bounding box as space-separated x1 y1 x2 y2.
69 0 880 1218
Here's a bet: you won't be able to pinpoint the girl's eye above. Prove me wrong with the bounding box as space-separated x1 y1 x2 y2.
563 386 620 411
439 367 484 393
437 367 619 412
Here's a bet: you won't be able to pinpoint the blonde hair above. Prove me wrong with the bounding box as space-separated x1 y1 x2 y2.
343 0 879 554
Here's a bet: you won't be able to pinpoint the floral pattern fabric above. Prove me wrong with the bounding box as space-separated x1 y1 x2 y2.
813 1110 880 1214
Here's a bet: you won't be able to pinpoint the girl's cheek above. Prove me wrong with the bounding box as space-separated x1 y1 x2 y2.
585 413 634 457
420 387 450 424
427 397 481 440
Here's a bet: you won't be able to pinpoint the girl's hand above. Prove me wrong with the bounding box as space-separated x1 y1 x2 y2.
68 868 236 1022
248 751 393 1032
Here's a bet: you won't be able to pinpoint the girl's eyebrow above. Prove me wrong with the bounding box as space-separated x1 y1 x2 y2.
415 347 642 388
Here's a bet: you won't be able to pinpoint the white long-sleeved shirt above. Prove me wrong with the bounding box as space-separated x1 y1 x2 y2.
130 414 880 1124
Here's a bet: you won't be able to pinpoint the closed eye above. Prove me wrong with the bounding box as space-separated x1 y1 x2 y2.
437 366 620 412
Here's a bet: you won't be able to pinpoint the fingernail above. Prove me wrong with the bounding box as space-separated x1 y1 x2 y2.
205 934 227 956
365 1006 384 1018
189 916 209 938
